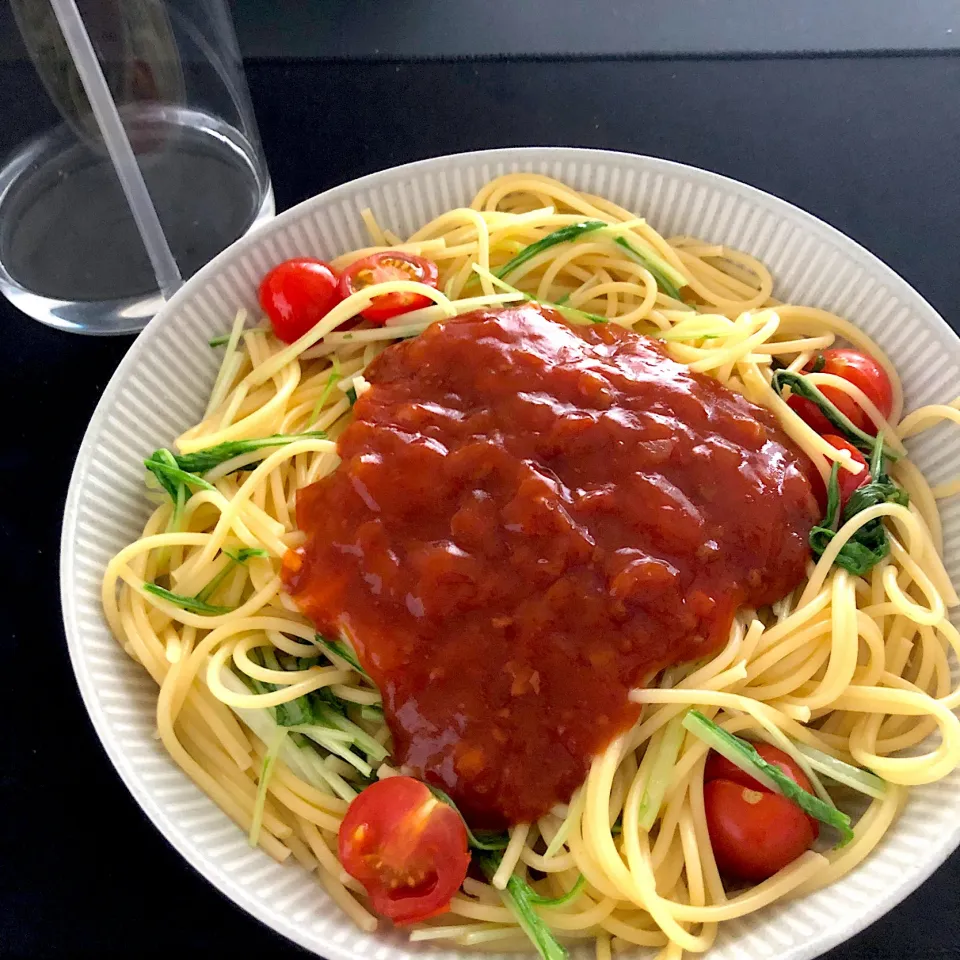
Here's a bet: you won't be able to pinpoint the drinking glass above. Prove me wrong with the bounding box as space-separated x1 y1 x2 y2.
0 0 274 334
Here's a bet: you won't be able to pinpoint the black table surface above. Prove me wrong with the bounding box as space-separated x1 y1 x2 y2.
4 1 960 61
225 0 960 59
4 54 960 959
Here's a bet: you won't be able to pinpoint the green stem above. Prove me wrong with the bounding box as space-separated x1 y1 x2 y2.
525 874 586 908
142 583 233 615
476 851 569 960
683 710 853 844
426 784 510 851
772 370 899 461
169 432 327 475
496 221 607 281
609 234 685 301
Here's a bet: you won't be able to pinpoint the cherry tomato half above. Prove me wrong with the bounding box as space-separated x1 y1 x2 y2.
703 744 819 882
338 776 469 925
259 258 342 344
340 252 439 325
787 349 893 435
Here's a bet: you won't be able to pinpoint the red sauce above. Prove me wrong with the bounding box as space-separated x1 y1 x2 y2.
283 305 818 825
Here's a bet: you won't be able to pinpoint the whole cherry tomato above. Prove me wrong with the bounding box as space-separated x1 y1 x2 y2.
703 743 819 881
787 349 893 435
259 258 342 344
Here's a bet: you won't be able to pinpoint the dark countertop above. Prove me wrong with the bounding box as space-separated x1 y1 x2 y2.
4 53 960 959
3 2 960 61
226 0 960 60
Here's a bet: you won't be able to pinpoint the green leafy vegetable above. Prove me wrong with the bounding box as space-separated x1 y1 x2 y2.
772 370 900 461
808 463 843 554
809 435 909 576
360 704 384 723
168 432 326 476
345 386 358 405
310 683 348 717
794 743 887 800
306 678 385 727
476 851 568 960
224 668 359 802
777 372 907 577
525 874 586 908
144 449 212 569
227 547 270 563
474 219 687 309
360 704 385 723
308 700 389 762
209 333 232 348
637 715 686 830
426 784 510 851
292 725 373 777
142 583 233 615
683 710 854 844
249 728 287 846
170 483 187 537
309 357 342 426
147 450 189 563
145 454 216 496
552 303 608 324
144 448 183 501
195 547 268 603
496 221 607 281
315 634 370 679
258 648 316 727
144 434 325 529
609 234 685 301
246 651 387 771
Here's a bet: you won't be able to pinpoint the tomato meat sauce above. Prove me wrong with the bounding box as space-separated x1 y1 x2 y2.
283 304 819 826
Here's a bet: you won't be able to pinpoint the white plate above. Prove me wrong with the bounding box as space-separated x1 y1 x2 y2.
61 148 960 960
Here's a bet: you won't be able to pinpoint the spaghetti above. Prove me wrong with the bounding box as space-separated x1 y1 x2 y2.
102 173 960 958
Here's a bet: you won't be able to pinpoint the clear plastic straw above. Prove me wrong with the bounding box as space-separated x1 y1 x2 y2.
48 0 183 300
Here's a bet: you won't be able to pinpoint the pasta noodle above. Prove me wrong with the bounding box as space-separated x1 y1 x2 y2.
102 173 960 958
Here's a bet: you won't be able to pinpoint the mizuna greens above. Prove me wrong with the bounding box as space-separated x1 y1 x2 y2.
315 634 369 680
195 547 268 602
772 369 900 461
794 743 887 800
163 432 327 475
495 220 607 281
683 710 854 844
610 234 685 301
142 582 233 615
142 547 267 614
494 219 688 302
144 434 326 542
242 650 387 777
425 785 510 852
476 850 570 960
809 435 909 576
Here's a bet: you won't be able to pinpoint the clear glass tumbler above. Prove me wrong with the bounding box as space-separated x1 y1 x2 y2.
0 0 274 334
